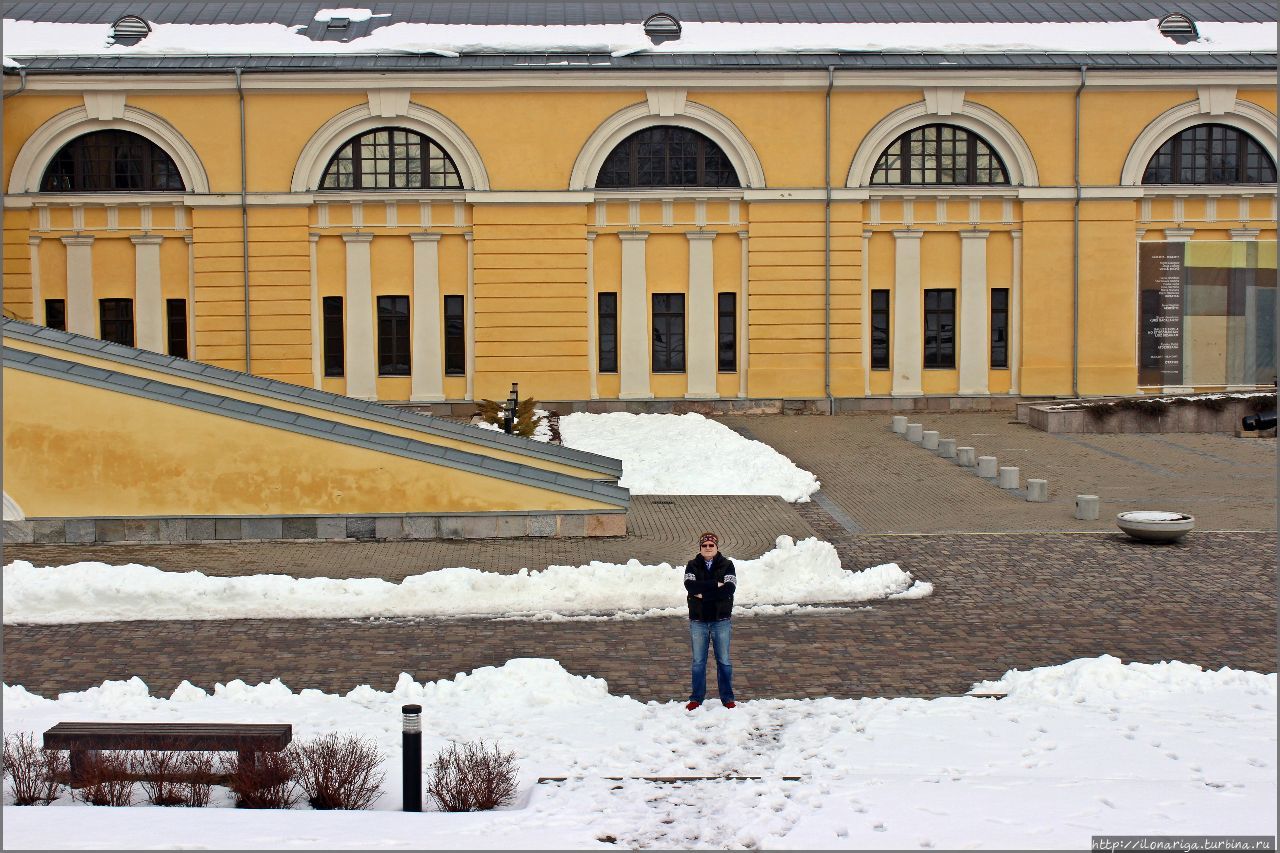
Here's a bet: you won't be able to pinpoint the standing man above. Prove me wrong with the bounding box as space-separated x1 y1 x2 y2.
684 532 737 710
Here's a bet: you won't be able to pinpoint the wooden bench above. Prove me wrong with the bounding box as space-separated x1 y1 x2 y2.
43 722 292 785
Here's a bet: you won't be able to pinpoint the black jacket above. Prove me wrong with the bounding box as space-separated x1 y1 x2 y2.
684 552 738 621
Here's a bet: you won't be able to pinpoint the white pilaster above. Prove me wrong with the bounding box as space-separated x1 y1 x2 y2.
1010 230 1022 395
410 233 445 402
464 232 475 401
586 232 599 400
958 230 991 395
891 230 923 397
28 237 42 325
130 234 165 353
861 229 872 397
184 235 196 358
738 230 749 399
61 235 95 336
619 231 652 399
308 233 321 388
685 231 719 399
341 232 377 400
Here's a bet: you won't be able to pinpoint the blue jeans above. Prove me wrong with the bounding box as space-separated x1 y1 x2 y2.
689 618 734 703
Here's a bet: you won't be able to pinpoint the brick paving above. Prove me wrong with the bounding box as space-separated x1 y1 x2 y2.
3 414 1275 701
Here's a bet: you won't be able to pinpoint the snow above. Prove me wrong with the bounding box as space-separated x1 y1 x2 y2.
313 9 388 24
1042 391 1275 411
2 19 1274 61
558 412 821 502
471 408 552 442
3 655 1275 849
1118 511 1190 522
1 535 929 625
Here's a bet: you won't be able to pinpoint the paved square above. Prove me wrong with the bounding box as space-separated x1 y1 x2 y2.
4 414 1274 700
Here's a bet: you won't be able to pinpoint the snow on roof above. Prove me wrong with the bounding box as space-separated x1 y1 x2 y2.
1 18 1275 61
313 8 388 24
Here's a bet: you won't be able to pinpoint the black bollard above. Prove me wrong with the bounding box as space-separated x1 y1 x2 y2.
402 703 422 812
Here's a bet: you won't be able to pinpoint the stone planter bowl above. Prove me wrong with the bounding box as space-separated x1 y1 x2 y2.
1116 511 1195 543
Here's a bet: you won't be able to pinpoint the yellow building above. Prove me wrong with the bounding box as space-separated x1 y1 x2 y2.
2 2 1277 420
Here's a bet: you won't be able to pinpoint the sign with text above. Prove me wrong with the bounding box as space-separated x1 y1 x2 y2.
1138 243 1184 387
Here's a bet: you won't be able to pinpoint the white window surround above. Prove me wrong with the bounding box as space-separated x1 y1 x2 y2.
569 101 766 191
1120 98 1278 187
2 492 23 522
846 100 1039 189
291 103 489 192
8 105 211 195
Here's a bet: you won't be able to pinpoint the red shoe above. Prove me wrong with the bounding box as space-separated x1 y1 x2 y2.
685 701 701 711
723 701 737 709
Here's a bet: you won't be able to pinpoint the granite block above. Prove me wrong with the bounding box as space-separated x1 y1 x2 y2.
242 518 283 540
439 516 467 539
558 514 586 537
158 519 185 543
96 519 128 542
3 520 33 543
404 516 440 540
346 517 376 540
282 518 318 540
66 518 97 544
32 519 67 544
374 517 406 540
316 518 347 540
124 520 159 543
461 516 498 539
214 518 242 540
586 513 627 537
526 515 556 537
185 518 216 541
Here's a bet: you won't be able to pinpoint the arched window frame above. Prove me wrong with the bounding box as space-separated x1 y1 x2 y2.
870 123 1009 186
319 126 463 191
595 125 741 189
1141 123 1276 185
40 129 185 193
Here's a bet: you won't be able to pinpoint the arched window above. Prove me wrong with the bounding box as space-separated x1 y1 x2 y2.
1142 123 1276 184
596 126 740 189
320 127 462 190
871 124 1009 185
41 130 184 192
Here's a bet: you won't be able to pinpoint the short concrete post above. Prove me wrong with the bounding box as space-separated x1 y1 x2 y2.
922 430 939 450
976 456 998 478
956 447 976 467
906 423 923 443
938 438 957 458
1075 494 1100 520
997 466 1019 489
891 415 908 434
1026 479 1048 502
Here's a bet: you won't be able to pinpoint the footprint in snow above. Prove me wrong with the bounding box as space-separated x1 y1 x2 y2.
1247 757 1267 767
1099 798 1117 809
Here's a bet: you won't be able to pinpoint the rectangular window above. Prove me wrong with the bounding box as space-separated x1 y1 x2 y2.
598 292 617 373
45 299 66 331
98 298 134 347
990 288 1009 369
444 295 465 376
923 289 956 369
652 293 685 373
322 296 344 377
376 295 411 376
871 289 890 369
717 292 736 372
165 298 188 359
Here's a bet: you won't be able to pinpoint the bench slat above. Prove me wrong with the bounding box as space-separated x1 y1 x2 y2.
43 722 291 752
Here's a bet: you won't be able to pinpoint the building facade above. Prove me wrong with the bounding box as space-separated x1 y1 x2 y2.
2 2 1277 413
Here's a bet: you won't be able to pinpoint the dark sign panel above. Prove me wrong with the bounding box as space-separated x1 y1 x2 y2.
1138 244 1184 387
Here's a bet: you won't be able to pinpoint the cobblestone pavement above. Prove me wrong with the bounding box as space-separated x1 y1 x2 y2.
4 532 1272 700
3 414 1275 701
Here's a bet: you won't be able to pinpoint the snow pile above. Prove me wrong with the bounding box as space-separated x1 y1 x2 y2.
2 536 928 625
559 412 821 502
2 19 1274 59
313 9 387 24
3 655 1275 849
1118 511 1190 522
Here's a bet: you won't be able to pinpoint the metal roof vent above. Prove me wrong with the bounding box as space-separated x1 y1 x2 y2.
109 15 152 46
325 16 351 30
643 12 682 44
1157 12 1199 44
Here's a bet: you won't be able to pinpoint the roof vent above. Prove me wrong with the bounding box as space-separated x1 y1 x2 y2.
325 16 351 30
109 15 151 46
643 12 682 43
1157 12 1199 44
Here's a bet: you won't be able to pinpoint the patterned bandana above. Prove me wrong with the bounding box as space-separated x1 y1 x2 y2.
699 533 719 547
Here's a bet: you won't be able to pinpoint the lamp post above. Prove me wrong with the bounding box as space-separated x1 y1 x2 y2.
402 704 422 812
504 382 519 434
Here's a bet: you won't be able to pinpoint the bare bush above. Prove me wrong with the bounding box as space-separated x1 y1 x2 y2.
180 751 216 807
2 732 67 806
219 750 300 809
293 733 385 810
426 740 518 812
72 752 134 807
133 749 189 806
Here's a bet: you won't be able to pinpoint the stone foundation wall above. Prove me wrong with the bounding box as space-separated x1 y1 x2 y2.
389 395 1044 418
1023 396 1275 434
2 511 628 545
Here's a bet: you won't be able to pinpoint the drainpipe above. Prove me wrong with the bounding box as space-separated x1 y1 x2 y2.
1071 65 1087 399
2 67 28 100
823 65 835 415
236 67 251 373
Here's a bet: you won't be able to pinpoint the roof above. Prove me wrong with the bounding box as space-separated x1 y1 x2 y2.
5 2 1275 28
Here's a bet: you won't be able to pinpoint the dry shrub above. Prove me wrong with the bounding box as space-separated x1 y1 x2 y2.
2 732 67 806
72 752 134 807
475 397 542 438
219 750 300 809
133 749 215 807
293 732 385 810
426 740 518 812
1247 393 1276 413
